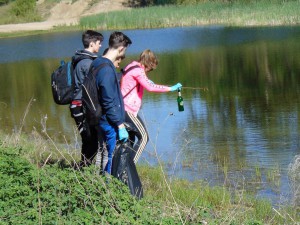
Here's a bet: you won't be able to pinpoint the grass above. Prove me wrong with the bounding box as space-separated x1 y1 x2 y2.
0 91 299 224
0 123 299 224
0 3 15 25
1 1 300 38
288 154 300 207
79 1 300 30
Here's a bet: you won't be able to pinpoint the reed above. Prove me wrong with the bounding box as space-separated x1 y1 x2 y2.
288 154 300 208
254 164 262 181
80 1 300 30
266 165 281 188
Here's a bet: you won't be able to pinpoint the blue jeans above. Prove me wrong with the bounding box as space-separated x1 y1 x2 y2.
99 120 117 174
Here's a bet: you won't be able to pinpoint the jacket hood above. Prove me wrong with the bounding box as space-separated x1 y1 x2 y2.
74 50 98 60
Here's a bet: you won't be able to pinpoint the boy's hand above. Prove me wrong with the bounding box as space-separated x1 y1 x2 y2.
118 125 128 142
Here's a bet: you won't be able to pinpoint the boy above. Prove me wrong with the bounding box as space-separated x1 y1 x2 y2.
70 30 103 168
90 31 132 174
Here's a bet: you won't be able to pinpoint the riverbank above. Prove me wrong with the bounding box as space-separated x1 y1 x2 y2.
80 1 300 30
1 1 299 38
0 131 299 224
0 0 129 37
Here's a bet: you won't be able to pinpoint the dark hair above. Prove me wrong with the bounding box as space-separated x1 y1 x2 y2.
108 31 132 49
103 47 125 60
82 30 104 48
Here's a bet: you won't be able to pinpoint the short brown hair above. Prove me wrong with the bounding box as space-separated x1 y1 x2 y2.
138 49 158 71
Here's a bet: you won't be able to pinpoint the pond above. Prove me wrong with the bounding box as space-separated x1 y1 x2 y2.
0 26 300 205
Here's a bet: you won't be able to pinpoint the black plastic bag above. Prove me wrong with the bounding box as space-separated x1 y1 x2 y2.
111 141 143 199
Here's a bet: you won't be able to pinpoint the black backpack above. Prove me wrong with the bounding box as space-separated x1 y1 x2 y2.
81 63 109 126
51 55 93 105
82 64 140 126
112 141 143 199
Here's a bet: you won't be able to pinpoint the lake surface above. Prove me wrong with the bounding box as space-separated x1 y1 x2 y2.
1 26 300 205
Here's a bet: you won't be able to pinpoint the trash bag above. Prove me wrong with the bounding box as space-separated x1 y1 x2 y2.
111 141 143 199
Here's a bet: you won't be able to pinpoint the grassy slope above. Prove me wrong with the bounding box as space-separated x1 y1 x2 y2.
0 132 299 224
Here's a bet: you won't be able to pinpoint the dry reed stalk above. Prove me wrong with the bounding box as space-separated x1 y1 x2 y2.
144 111 185 224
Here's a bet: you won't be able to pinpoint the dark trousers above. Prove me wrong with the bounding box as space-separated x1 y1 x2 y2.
70 104 99 167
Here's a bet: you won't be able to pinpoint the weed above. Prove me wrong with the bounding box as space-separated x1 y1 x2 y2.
254 165 262 181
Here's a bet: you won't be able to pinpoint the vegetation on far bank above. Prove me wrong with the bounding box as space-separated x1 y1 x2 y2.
80 0 300 30
0 0 300 38
0 130 299 224
0 0 40 24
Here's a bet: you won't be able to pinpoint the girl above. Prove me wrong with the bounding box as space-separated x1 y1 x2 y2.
121 49 182 163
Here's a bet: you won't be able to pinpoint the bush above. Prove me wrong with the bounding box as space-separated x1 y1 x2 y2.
0 146 179 224
0 0 11 6
10 0 37 18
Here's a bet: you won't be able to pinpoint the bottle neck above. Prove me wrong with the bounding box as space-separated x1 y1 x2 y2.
177 91 181 97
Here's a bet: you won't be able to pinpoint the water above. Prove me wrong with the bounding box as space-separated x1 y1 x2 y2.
1 26 300 205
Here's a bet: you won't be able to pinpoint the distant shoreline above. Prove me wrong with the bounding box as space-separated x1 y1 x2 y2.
1 1 300 38
0 18 78 34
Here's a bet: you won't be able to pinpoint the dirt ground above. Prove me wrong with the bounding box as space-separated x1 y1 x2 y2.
0 0 130 33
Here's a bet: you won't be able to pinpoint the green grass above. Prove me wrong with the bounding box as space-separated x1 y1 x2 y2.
80 1 300 30
1 1 300 38
0 130 299 224
0 3 15 24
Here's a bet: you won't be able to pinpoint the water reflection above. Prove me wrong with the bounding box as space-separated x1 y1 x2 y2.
1 26 300 63
0 26 300 204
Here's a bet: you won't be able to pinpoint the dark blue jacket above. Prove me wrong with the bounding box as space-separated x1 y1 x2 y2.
91 57 125 127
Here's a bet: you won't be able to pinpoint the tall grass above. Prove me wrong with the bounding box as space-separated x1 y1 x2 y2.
80 1 300 30
1 133 299 223
288 154 300 208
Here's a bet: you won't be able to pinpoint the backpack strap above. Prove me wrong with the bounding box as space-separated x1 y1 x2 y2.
121 65 141 98
90 62 110 78
121 65 140 75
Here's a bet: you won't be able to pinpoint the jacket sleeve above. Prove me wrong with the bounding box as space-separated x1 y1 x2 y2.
97 66 123 126
134 68 170 92
73 59 93 99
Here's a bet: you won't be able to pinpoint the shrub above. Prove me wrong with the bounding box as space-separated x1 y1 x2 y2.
10 0 37 18
0 146 180 224
0 0 10 6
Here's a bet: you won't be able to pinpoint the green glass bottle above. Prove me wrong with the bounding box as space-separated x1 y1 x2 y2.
177 89 184 112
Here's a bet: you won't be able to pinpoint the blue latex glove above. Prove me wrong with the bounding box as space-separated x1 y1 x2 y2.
170 83 182 91
118 127 128 142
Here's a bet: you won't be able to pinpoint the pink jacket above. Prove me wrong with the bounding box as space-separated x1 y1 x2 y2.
121 61 170 116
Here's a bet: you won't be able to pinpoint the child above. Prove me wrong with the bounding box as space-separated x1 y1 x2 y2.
121 49 182 163
70 30 103 168
91 31 132 174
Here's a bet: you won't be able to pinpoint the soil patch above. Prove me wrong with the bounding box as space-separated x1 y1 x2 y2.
0 0 130 33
